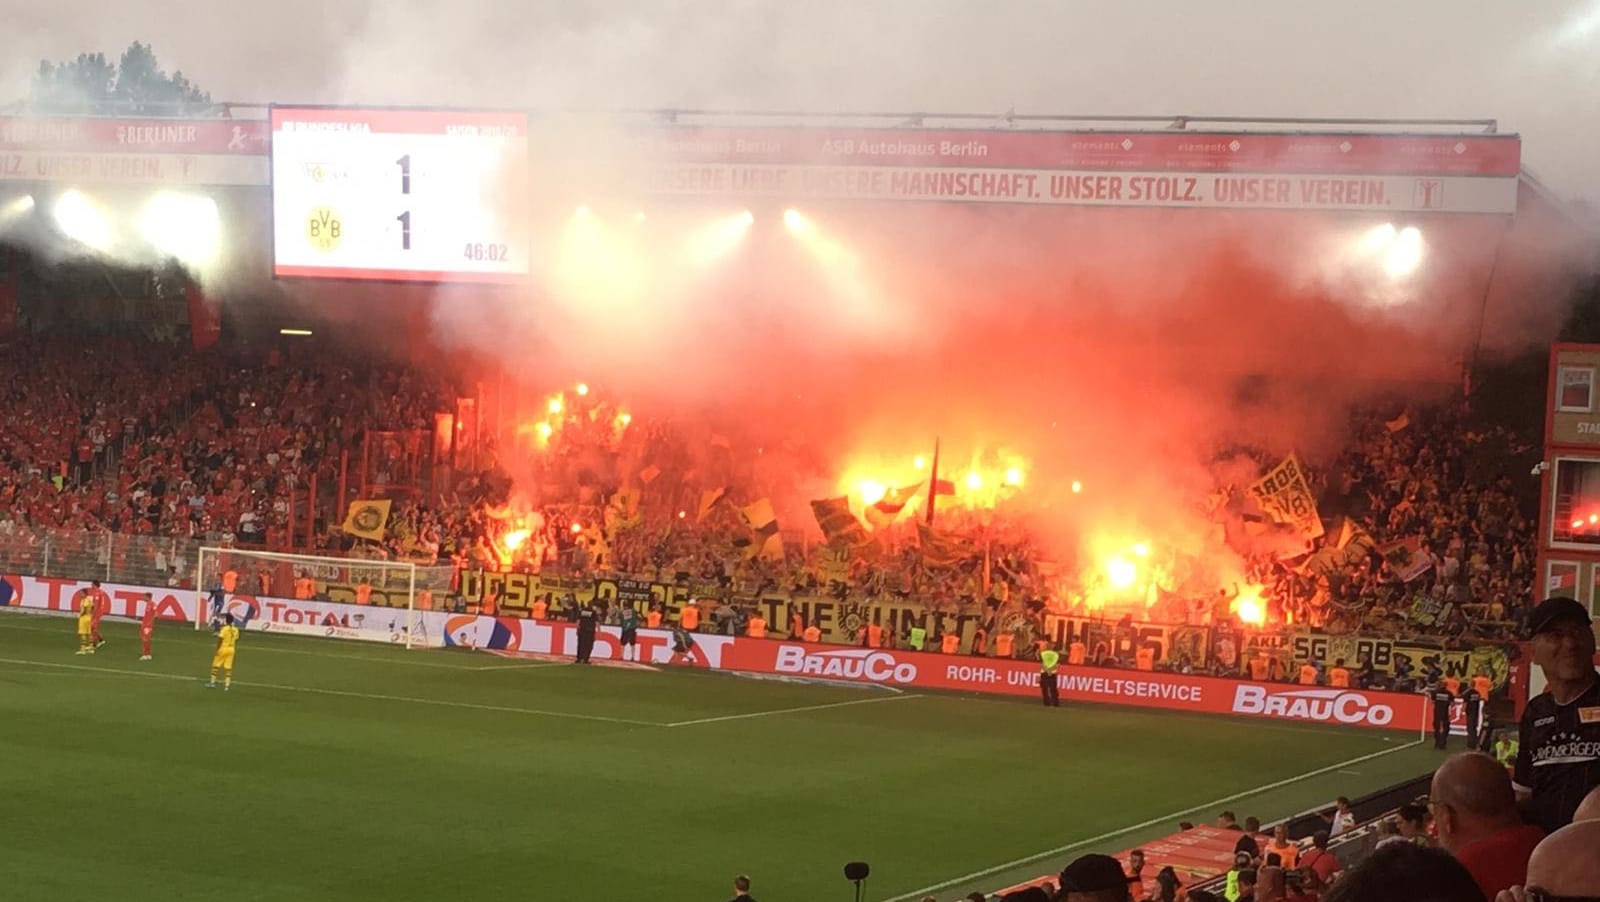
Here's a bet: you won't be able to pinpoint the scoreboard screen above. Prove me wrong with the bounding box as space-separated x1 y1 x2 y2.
270 106 529 282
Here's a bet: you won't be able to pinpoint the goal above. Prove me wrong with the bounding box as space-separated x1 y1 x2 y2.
194 546 452 649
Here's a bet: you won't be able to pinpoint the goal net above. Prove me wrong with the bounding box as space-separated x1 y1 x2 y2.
194 546 452 649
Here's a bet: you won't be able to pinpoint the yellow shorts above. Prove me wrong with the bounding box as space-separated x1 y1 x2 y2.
77 617 92 637
211 650 236 670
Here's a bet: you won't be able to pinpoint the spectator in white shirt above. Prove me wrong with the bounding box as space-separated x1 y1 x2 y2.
1330 796 1356 837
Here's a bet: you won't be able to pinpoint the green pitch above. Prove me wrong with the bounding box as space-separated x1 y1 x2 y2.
0 614 1439 902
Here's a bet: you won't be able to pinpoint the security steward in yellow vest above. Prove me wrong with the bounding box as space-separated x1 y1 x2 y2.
1040 646 1061 707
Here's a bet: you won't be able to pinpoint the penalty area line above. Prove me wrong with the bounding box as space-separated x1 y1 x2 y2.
0 655 662 728
0 663 164 680
233 680 663 727
877 738 1427 902
0 614 533 672
0 656 199 683
241 643 485 670
667 693 921 727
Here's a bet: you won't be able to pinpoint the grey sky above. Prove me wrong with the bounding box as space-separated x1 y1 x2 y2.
5 0 1598 200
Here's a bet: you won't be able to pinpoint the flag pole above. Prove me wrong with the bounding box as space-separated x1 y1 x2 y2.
925 437 941 525
982 532 992 594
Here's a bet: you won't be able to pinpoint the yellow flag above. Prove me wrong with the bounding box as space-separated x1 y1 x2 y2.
1247 454 1324 541
739 498 777 531
697 487 727 523
342 499 392 542
811 497 873 549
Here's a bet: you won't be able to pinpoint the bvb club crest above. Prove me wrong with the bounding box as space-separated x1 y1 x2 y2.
996 609 1042 653
306 206 343 252
1327 636 1359 666
838 606 866 640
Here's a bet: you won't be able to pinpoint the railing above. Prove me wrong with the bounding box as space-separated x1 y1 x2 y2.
0 526 453 596
0 527 196 588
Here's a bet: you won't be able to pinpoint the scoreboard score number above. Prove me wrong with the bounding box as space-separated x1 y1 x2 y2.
270 106 529 283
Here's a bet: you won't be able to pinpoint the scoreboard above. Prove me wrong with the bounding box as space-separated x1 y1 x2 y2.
270 107 529 282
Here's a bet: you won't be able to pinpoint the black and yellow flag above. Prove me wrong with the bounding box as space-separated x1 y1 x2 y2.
811 497 872 549
697 487 728 523
736 498 783 561
917 521 972 568
342 499 392 542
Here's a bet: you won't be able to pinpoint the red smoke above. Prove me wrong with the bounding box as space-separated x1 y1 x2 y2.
414 196 1571 606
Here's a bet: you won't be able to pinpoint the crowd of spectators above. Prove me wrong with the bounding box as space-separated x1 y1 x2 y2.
0 334 466 584
399 391 1540 649
947 761 1600 902
0 327 1586 902
0 334 1542 650
960 596 1600 900
1227 403 1539 643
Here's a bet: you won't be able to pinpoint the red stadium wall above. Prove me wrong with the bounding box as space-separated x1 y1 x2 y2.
1536 343 1600 708
714 636 1428 731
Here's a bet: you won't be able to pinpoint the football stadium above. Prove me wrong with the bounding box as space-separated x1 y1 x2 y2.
4 18 1600 902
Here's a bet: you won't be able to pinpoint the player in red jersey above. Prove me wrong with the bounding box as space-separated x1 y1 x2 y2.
139 594 157 661
83 581 111 650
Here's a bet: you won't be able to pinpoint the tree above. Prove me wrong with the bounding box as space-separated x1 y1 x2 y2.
30 41 215 115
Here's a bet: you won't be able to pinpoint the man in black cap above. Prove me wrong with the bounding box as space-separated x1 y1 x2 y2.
1514 596 1600 833
1057 853 1132 902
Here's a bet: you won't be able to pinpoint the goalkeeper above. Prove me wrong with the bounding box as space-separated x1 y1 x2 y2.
208 585 226 634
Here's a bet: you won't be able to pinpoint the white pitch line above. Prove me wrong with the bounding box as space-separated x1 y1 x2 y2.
667 693 920 727
0 615 486 671
0 655 663 727
469 662 570 671
0 656 198 683
241 643 480 670
0 664 156 680
878 738 1427 902
234 680 663 726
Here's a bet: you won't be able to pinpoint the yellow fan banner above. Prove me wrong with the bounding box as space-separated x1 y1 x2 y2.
342 499 392 541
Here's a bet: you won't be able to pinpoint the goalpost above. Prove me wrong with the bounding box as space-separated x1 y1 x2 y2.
194 546 450 649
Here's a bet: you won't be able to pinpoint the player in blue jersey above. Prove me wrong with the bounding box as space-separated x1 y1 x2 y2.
208 586 226 634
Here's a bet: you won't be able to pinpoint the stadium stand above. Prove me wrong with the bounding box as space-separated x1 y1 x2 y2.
0 306 1586 902
0 334 1540 650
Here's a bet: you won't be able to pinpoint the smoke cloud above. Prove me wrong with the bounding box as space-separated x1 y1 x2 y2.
3 0 1597 586
428 187 1549 563
5 0 1598 198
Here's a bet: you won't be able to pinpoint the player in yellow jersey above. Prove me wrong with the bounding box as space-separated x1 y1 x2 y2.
207 613 240 691
76 590 96 654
